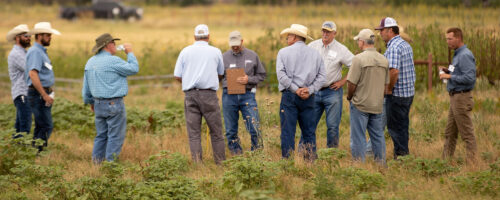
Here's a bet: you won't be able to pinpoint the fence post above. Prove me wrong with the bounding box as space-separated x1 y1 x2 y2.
427 53 433 92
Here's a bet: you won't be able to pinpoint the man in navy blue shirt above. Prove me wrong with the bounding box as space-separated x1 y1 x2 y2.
439 27 477 163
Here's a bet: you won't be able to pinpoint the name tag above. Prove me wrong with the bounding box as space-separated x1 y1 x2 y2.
448 65 455 72
44 62 53 70
229 64 236 68
328 50 337 59
245 60 252 64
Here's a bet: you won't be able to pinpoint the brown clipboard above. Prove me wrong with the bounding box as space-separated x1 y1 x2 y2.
226 68 246 94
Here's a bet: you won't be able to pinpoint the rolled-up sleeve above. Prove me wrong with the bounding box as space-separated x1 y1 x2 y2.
451 53 476 85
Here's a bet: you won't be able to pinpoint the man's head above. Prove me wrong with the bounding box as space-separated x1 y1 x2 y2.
375 17 399 43
6 24 31 48
229 31 244 53
280 24 312 46
321 21 337 45
446 27 464 50
29 22 60 47
92 33 121 55
194 24 210 41
354 29 375 50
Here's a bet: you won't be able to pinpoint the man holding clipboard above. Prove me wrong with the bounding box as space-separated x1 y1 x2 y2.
222 31 267 155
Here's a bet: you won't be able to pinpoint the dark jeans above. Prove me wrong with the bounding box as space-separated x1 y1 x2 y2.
280 90 317 160
13 95 32 136
28 88 53 151
386 95 413 159
222 89 261 155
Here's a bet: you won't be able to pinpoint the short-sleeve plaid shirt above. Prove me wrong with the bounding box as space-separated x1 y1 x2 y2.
384 35 415 97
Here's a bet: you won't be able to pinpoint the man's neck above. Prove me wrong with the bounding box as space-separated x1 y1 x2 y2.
455 43 465 50
322 39 333 46
362 45 375 51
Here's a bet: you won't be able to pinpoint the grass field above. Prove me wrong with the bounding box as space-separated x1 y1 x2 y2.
0 3 499 200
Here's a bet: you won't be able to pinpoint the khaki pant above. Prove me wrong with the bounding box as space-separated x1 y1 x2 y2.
184 89 226 165
442 92 477 162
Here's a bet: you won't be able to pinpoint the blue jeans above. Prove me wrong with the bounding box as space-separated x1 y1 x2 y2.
386 95 414 159
366 96 388 154
92 97 127 163
306 87 343 148
280 91 317 159
350 103 386 163
13 95 32 135
222 89 261 154
28 88 53 151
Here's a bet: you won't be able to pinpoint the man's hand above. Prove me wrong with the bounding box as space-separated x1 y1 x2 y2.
90 104 94 112
123 43 133 54
236 75 249 84
42 94 54 106
385 86 392 95
439 66 450 73
439 73 451 80
296 88 310 100
330 79 346 90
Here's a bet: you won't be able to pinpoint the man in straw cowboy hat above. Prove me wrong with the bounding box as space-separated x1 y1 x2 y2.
221 30 267 155
347 29 388 164
7 24 32 136
277 24 326 160
82 33 138 163
307 21 354 149
174 24 226 165
26 22 60 152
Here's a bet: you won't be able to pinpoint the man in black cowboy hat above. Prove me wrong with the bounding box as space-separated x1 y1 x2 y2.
82 33 139 163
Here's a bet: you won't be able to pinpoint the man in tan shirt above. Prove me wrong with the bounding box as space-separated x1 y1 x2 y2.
346 29 389 163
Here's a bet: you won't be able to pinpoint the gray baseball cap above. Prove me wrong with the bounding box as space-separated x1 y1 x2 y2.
322 21 337 32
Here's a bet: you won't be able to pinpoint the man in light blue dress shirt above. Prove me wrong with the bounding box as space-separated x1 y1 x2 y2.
277 24 326 160
82 33 139 163
7 24 32 136
26 22 60 152
174 24 226 165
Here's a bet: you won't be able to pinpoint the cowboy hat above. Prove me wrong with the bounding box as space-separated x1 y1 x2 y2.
6 24 30 43
29 22 61 35
92 33 121 53
280 24 314 40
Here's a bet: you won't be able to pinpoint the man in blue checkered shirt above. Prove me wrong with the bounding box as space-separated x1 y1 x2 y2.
375 17 416 159
82 33 139 163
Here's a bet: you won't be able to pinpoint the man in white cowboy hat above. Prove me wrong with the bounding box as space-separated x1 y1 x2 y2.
277 24 326 160
306 21 354 149
174 24 226 165
25 22 60 152
347 29 388 164
221 30 267 155
82 33 139 163
7 24 32 136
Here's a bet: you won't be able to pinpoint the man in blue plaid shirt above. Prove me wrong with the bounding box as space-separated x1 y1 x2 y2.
375 17 415 159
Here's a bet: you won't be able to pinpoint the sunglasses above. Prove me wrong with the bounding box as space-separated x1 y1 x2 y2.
18 34 31 38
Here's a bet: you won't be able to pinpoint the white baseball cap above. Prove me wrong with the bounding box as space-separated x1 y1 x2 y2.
228 31 242 46
375 17 398 30
194 24 209 37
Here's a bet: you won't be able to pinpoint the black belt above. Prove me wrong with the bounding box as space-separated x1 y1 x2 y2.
93 97 123 101
186 88 215 92
320 86 331 91
449 89 471 96
28 85 52 93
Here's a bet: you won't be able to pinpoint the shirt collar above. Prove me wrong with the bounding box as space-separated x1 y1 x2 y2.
454 44 467 55
386 35 401 48
34 42 47 53
13 44 27 53
364 47 377 52
231 48 245 56
323 39 336 48
194 41 209 45
293 41 306 46
97 50 112 56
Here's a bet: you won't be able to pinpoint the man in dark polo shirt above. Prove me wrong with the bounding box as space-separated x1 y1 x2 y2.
221 31 267 155
439 27 477 163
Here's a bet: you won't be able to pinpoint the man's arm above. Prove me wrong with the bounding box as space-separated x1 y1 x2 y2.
29 70 53 105
307 56 326 95
386 68 399 94
247 55 267 85
82 72 94 105
346 81 357 101
175 76 182 83
276 51 299 92
331 49 355 90
450 53 476 84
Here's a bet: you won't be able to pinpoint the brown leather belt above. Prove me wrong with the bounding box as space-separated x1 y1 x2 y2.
449 89 471 96
28 85 53 94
